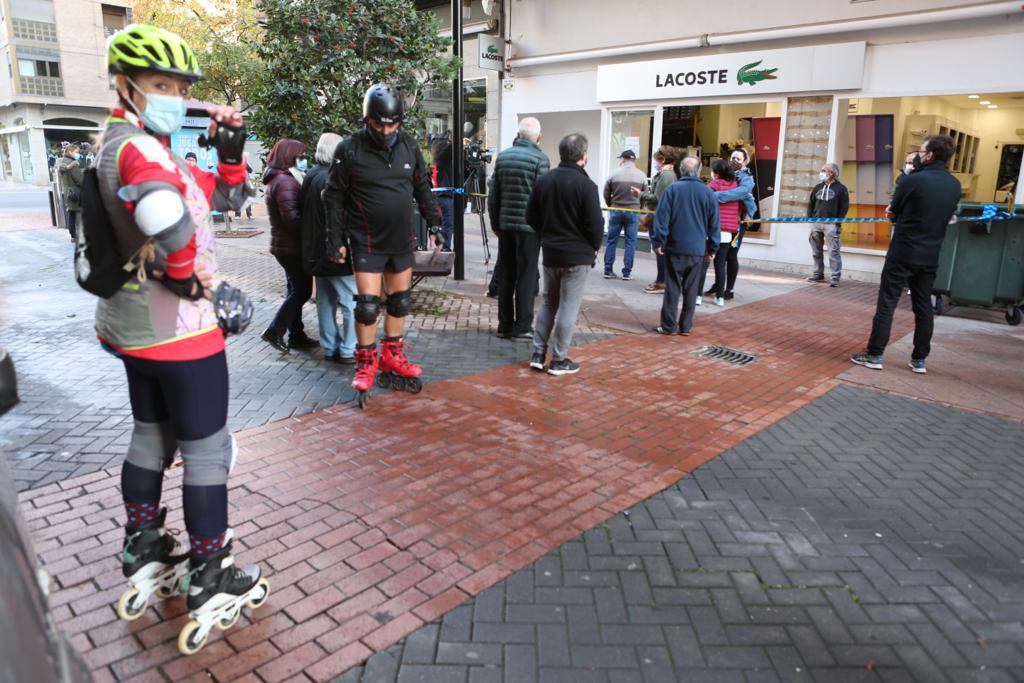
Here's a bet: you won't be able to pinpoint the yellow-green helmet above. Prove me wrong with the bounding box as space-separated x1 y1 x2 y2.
107 24 202 83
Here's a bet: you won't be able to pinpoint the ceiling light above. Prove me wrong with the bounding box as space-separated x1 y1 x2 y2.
987 104 998 109
980 100 991 105
967 95 980 99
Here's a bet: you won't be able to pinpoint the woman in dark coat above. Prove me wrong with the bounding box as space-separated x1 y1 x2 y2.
261 138 317 352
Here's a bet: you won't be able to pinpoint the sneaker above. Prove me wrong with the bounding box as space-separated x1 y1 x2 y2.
547 358 580 376
288 333 319 349
723 291 734 300
529 352 546 371
652 325 675 335
908 359 927 374
621 273 633 281
807 275 826 283
512 330 533 340
695 296 703 306
829 281 840 288
643 282 665 294
603 272 617 279
714 297 725 307
850 352 884 370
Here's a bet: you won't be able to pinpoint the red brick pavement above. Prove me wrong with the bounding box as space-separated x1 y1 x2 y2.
21 281 911 682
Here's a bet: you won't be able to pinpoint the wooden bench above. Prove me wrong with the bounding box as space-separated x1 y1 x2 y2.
411 250 455 288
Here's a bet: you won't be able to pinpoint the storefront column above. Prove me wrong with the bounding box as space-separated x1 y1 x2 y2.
777 96 834 219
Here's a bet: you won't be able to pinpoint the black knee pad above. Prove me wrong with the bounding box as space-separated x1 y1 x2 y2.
354 294 382 325
386 289 413 318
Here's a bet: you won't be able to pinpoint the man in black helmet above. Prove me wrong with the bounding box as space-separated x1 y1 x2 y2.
324 83 443 404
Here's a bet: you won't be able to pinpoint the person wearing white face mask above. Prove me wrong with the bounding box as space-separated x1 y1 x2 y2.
55 143 84 240
806 162 850 287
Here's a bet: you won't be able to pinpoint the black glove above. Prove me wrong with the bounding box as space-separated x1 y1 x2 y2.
159 272 204 301
198 123 246 166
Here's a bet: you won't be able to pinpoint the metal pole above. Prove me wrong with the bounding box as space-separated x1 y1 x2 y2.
452 0 465 280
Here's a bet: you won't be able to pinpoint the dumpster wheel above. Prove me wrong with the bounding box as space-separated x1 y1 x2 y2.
1007 307 1022 327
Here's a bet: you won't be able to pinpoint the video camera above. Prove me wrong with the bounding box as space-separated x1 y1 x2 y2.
465 137 492 167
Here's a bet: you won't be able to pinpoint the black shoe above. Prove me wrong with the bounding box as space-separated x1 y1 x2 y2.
829 281 840 288
806 275 826 283
529 352 546 371
496 329 511 339
261 330 289 353
288 333 320 349
723 291 734 300
704 287 717 296
511 330 533 340
486 290 498 299
547 358 580 376
337 354 356 365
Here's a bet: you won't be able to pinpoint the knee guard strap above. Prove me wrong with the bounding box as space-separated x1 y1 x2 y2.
125 419 177 472
354 294 382 325
179 426 234 487
386 289 413 318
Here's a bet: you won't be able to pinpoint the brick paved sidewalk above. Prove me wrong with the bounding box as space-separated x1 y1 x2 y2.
22 280 922 682
342 385 1024 683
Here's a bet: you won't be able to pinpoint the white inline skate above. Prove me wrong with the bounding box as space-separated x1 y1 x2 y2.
177 538 269 655
116 508 189 621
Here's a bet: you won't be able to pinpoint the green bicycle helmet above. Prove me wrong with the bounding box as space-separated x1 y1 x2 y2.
107 24 202 83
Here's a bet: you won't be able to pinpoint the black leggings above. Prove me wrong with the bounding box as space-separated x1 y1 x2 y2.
121 352 229 538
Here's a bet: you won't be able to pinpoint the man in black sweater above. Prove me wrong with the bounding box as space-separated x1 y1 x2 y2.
851 134 960 375
806 162 850 287
525 133 604 376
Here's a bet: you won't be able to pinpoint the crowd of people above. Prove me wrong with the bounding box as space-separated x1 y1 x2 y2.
70 21 963 657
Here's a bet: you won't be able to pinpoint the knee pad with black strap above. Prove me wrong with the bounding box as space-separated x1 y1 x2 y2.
386 289 413 318
354 294 382 325
179 426 235 487
125 419 177 472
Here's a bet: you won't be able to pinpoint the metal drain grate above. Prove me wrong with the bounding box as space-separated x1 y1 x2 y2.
693 344 759 366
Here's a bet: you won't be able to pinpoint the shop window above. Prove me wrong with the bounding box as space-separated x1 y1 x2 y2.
609 109 653 179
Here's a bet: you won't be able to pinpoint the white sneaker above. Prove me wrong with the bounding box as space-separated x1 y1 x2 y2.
695 296 703 306
714 297 725 307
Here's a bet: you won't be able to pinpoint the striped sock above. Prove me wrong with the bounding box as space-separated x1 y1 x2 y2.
125 501 159 527
189 533 227 558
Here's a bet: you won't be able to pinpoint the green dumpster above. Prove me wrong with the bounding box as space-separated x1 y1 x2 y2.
933 202 1024 326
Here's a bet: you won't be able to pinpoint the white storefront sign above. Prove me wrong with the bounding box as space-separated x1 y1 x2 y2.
597 42 865 102
478 34 504 72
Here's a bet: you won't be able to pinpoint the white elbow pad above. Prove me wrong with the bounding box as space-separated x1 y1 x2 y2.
134 189 187 237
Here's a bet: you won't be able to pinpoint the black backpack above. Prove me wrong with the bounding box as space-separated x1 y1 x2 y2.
74 168 133 298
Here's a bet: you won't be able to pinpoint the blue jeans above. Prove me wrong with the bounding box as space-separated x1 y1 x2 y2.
438 195 454 251
603 210 639 277
315 275 357 358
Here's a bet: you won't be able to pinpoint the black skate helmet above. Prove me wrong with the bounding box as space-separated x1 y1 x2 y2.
362 83 404 125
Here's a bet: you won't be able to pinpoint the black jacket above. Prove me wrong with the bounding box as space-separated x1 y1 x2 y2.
525 161 605 268
300 163 352 277
323 127 439 255
887 160 960 267
264 166 303 259
806 181 850 227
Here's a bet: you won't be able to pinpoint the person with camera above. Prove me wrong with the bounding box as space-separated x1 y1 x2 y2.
95 24 264 648
323 83 443 405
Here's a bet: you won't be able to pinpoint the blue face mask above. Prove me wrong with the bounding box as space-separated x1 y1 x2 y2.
128 78 186 136
295 158 308 172
72 152 81 161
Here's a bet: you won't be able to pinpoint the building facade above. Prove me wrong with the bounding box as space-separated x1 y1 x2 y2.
0 0 129 185
498 0 1024 280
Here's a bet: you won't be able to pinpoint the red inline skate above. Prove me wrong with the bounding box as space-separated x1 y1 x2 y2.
352 345 379 409
377 337 423 395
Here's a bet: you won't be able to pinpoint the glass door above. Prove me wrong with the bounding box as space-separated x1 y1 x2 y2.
608 109 654 179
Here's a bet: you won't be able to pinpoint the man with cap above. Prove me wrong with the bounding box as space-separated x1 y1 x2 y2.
602 149 648 280
184 151 199 168
323 83 443 405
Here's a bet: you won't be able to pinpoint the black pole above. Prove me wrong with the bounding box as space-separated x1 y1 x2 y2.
452 0 465 280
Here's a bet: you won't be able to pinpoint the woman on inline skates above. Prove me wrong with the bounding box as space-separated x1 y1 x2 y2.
95 24 266 654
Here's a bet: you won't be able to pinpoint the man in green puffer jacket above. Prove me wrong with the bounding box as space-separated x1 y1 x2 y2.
488 117 550 338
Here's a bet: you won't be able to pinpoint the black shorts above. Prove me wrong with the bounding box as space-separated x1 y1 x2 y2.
351 250 415 274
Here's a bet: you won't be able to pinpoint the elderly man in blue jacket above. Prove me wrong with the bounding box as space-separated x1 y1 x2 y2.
651 156 720 336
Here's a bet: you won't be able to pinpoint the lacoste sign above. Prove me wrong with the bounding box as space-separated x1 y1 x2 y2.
597 42 864 102
478 34 504 72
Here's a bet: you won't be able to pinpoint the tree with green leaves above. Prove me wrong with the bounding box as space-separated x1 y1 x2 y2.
248 0 459 147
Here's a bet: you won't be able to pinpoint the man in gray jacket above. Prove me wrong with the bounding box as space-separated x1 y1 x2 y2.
651 157 720 336
602 150 647 280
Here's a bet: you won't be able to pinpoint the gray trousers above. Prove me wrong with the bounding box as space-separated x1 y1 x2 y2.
809 223 842 283
533 264 589 361
661 253 704 333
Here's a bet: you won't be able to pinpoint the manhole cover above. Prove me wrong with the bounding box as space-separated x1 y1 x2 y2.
693 344 758 366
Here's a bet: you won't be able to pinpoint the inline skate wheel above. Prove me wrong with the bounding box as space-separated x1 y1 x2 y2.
357 392 369 409
156 583 176 599
177 620 207 655
407 377 423 394
376 373 391 389
245 578 271 609
217 608 241 630
116 587 147 621
390 375 407 392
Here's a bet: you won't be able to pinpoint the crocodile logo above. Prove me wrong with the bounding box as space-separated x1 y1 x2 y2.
737 60 778 86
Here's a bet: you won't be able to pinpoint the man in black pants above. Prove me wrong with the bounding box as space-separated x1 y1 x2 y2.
851 134 960 375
